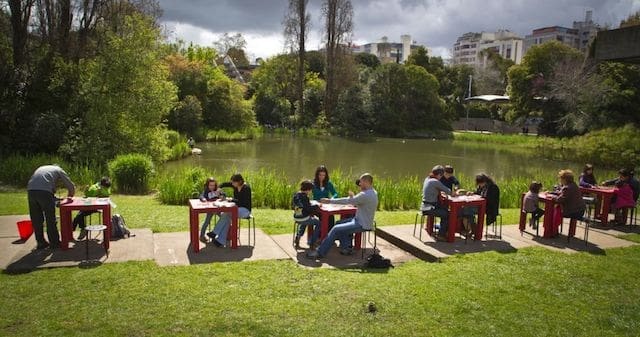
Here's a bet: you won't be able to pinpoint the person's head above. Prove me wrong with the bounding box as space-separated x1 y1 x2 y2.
444 165 454 178
204 177 218 191
430 165 444 179
558 169 575 185
99 176 112 188
357 173 373 190
300 180 314 193
314 165 329 186
230 173 244 188
529 181 542 193
583 164 593 175
475 173 494 187
618 168 631 181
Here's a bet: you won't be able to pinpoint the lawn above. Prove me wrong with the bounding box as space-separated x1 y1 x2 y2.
2 191 640 336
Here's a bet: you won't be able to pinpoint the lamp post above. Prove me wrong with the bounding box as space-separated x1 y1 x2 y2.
465 74 473 131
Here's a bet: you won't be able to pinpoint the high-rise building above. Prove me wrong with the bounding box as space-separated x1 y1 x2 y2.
523 11 600 55
351 35 423 63
452 30 523 68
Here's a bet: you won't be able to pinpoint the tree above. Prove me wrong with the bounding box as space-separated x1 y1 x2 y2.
60 14 177 164
322 0 353 121
213 32 248 65
168 95 203 137
283 0 310 127
620 10 640 28
8 0 35 69
250 54 298 127
507 41 584 135
354 52 379 68
406 46 429 68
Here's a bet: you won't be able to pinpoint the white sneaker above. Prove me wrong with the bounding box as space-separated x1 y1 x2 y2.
77 229 87 241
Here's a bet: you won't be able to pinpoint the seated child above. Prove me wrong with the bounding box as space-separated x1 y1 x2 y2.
440 165 460 191
73 177 111 240
612 180 635 225
199 177 226 243
293 180 321 249
523 181 545 228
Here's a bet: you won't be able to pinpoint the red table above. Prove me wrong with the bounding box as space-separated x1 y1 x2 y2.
188 199 238 253
59 197 112 251
519 192 562 238
443 195 487 242
580 186 615 225
318 203 364 249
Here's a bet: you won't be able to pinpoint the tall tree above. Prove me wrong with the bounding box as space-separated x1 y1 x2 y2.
322 0 353 120
8 0 35 69
283 0 310 127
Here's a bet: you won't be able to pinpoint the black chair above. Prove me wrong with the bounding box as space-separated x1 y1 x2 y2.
485 213 502 239
239 214 256 246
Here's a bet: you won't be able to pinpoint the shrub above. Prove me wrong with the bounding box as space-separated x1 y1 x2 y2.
0 154 100 188
157 167 207 204
108 154 154 194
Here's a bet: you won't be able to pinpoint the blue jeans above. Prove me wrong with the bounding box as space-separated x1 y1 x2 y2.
210 207 251 246
316 218 363 257
424 205 449 237
296 217 321 245
200 213 217 237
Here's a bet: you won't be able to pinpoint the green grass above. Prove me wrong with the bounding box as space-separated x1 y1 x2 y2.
1 248 640 336
453 131 539 147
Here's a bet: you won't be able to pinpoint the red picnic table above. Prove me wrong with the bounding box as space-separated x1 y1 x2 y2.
579 186 615 226
317 203 366 249
188 199 238 253
59 197 112 251
423 194 487 242
519 192 562 238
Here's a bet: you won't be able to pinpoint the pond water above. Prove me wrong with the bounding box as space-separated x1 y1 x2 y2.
163 135 584 182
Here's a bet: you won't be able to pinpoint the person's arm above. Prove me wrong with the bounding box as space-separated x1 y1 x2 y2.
436 180 452 196
58 168 75 197
219 182 233 188
579 175 592 188
325 191 365 205
327 181 338 198
602 178 617 186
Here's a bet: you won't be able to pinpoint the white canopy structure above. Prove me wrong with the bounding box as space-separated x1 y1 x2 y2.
464 95 510 103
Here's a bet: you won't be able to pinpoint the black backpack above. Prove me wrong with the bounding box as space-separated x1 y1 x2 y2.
365 252 394 269
111 214 131 238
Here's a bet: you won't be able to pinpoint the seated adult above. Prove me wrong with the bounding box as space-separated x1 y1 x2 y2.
553 169 586 221
421 165 452 241
461 174 500 236
306 173 378 259
439 165 460 191
206 174 251 247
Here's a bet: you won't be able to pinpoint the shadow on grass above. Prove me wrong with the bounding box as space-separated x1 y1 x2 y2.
291 245 390 273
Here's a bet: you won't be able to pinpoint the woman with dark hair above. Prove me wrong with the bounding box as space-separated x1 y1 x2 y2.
206 173 252 247
579 164 597 188
461 173 500 235
198 177 225 243
312 165 338 201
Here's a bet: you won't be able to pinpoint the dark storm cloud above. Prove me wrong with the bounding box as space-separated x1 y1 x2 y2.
159 0 639 57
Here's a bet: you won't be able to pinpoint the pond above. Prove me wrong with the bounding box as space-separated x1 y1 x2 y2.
163 135 586 182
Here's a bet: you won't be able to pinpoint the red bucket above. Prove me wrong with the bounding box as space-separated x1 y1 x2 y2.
16 220 33 241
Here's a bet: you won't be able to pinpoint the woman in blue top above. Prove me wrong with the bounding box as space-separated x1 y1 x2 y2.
312 165 339 229
312 165 338 200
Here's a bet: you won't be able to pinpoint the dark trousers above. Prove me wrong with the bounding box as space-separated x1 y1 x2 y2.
73 210 98 230
28 190 59 246
531 207 545 221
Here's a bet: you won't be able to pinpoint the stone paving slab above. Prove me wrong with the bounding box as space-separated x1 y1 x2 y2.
3 228 154 272
153 228 290 267
379 225 526 261
270 231 416 269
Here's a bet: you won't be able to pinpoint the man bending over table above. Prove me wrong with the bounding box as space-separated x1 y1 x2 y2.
306 173 378 259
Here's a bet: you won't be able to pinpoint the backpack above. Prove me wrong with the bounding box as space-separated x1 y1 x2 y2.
364 252 394 269
111 214 131 238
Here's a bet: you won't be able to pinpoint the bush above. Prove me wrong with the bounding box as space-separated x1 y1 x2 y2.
157 167 208 205
108 154 154 194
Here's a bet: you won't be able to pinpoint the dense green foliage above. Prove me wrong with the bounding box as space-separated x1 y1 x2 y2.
108 154 155 194
0 154 100 189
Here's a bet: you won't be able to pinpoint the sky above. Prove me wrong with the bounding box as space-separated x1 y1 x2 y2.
159 0 640 62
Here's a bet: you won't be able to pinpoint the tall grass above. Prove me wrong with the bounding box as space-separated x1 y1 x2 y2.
157 166 207 204
0 154 102 189
453 131 538 146
205 127 263 142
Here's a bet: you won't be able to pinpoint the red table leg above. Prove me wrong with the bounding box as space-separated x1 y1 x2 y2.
102 206 111 251
320 211 329 240
519 194 527 232
476 202 486 241
60 208 72 250
448 205 459 242
601 194 613 226
230 208 238 249
190 209 199 253
542 200 555 238
426 215 434 235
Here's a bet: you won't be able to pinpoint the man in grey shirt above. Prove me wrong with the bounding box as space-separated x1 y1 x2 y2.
307 173 378 259
27 165 75 249
422 165 452 240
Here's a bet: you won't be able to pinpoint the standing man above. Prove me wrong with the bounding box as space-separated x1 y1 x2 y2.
307 173 378 259
27 165 75 249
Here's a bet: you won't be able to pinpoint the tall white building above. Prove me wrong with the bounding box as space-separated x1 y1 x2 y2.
352 35 423 63
452 30 523 68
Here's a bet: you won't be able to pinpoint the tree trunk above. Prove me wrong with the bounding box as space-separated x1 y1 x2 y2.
296 0 306 126
9 0 34 69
